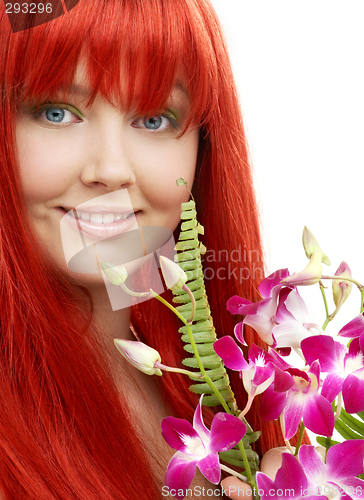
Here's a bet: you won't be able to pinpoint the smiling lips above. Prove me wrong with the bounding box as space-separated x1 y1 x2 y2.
61 206 138 239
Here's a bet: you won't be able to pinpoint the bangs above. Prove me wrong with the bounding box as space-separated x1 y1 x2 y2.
5 0 222 130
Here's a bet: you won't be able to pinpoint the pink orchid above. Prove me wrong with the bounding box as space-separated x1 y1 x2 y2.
257 441 364 500
332 261 353 311
227 269 320 352
301 334 364 413
161 395 246 499
260 360 334 440
213 339 284 415
338 313 364 352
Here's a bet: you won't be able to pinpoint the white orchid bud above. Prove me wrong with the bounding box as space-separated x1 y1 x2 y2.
281 251 323 287
302 227 331 265
114 339 162 376
160 256 187 291
332 261 352 308
101 262 128 286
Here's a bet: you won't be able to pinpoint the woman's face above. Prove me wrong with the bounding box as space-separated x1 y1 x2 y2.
16 64 199 284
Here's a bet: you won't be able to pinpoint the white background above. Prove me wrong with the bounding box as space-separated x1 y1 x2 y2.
210 0 364 333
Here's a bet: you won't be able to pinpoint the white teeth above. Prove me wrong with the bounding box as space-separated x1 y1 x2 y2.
68 210 133 224
102 214 114 224
90 214 103 223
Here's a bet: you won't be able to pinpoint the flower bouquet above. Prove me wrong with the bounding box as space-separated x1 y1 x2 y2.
102 180 364 500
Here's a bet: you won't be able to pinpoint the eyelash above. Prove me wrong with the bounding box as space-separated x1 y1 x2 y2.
31 104 83 126
30 104 180 131
132 112 180 131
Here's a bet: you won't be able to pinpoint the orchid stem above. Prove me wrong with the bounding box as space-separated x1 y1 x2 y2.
220 464 247 483
238 395 254 420
154 362 203 380
182 284 196 324
237 439 256 491
185 323 231 413
321 275 363 290
280 414 294 454
152 292 231 414
335 393 342 421
294 423 305 455
320 284 331 331
120 282 151 298
360 289 364 314
152 292 190 325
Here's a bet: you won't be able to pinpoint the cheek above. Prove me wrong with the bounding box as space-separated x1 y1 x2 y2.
16 125 79 205
132 129 199 211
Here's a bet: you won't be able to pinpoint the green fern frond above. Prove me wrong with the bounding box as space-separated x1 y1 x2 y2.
173 200 236 409
335 408 364 440
173 198 260 475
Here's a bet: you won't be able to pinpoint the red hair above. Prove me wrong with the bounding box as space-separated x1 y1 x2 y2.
0 0 283 498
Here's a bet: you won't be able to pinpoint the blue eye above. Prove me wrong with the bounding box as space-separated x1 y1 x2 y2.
144 116 163 130
132 113 179 131
45 108 65 122
31 104 83 125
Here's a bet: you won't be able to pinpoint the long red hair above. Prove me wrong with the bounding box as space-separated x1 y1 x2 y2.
0 0 283 498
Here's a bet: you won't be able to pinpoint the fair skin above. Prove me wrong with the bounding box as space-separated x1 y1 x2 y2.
15 63 238 499
15 60 280 500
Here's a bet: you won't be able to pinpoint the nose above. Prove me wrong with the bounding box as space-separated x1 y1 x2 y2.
80 119 136 191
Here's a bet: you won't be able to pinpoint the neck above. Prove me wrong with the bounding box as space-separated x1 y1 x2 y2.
75 283 134 370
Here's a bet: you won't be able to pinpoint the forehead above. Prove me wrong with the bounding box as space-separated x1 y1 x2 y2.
12 0 218 131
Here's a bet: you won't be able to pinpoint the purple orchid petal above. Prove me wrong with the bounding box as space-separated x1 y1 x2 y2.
197 452 221 484
342 374 364 413
226 295 255 315
268 348 293 370
209 412 246 452
272 321 313 349
284 393 305 440
274 452 308 496
301 335 341 372
275 346 292 356
321 373 344 403
165 452 199 499
260 384 287 421
338 314 364 339
192 396 210 443
213 336 249 371
252 362 275 385
284 288 309 323
259 268 289 298
248 344 273 364
161 417 201 453
234 321 247 346
336 478 364 499
302 393 334 437
298 445 326 486
287 367 310 381
326 440 364 480
243 311 276 345
274 366 294 392
348 340 362 357
308 360 321 388
256 472 278 500
275 299 296 323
